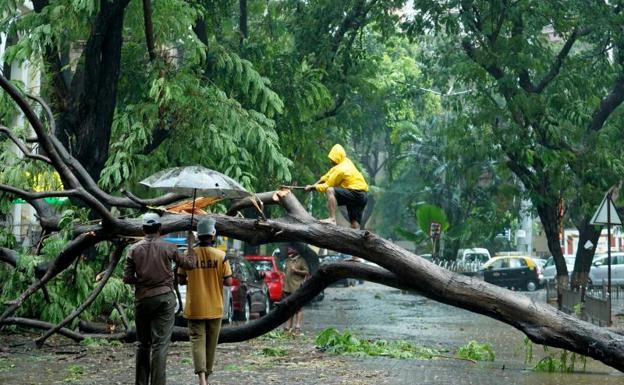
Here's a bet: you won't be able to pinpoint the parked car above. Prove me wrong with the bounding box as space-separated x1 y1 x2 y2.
589 252 624 286
320 254 358 287
178 284 234 323
457 248 491 266
541 256 575 285
244 255 285 303
227 255 271 321
481 255 541 291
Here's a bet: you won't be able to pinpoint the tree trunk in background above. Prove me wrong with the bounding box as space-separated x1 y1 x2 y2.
536 203 567 306
572 219 602 290
239 0 248 46
33 0 130 181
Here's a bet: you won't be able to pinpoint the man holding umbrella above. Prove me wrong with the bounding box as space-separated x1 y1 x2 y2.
123 213 197 385
178 218 233 385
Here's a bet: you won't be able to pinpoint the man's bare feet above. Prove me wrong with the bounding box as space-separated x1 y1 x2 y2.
198 372 207 385
319 218 337 224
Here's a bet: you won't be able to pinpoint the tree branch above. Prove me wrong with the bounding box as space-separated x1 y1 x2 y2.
587 75 624 132
461 40 505 80
3 317 84 342
0 74 79 189
220 261 403 342
0 247 19 267
72 262 403 343
35 241 126 346
0 231 107 322
0 127 51 164
531 28 590 93
0 184 80 200
227 190 313 221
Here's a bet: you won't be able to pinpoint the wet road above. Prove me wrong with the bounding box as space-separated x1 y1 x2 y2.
302 282 624 385
2 283 623 385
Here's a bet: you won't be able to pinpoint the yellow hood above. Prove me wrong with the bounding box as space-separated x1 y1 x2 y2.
328 144 346 164
316 144 368 193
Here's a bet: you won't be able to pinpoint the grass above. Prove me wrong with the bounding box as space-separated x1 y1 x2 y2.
262 347 288 357
315 328 441 360
63 365 84 383
80 337 122 347
0 360 16 373
456 341 495 362
257 330 296 341
522 337 587 373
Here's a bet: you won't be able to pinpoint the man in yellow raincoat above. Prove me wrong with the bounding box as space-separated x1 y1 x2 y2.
305 144 369 229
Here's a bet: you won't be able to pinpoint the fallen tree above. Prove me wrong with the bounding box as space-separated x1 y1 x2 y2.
0 75 624 372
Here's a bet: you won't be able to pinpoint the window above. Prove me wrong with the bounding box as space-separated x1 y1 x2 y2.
233 261 248 280
466 253 489 264
241 260 259 281
509 258 526 268
249 260 273 272
489 259 507 269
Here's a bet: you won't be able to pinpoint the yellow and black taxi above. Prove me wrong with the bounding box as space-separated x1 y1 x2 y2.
481 256 542 291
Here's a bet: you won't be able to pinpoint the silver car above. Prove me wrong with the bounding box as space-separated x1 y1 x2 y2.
589 252 624 286
178 284 234 323
541 256 575 284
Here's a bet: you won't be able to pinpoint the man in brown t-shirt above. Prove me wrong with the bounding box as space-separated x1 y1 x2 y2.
282 247 309 333
123 213 197 385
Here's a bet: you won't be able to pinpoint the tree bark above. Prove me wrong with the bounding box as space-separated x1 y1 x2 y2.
572 218 602 290
0 247 18 267
239 0 248 41
535 202 568 304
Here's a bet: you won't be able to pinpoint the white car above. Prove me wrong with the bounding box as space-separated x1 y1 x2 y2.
178 284 234 323
541 256 575 284
589 252 624 286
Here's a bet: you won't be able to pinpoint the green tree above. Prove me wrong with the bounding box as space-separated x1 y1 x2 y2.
409 0 624 293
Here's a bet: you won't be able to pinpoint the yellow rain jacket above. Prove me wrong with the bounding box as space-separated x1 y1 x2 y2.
315 144 368 193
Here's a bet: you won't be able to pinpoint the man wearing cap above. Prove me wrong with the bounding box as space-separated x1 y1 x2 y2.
282 247 309 333
177 218 233 385
123 213 197 385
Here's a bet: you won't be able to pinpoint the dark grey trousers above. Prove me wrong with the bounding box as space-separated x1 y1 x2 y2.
134 291 176 385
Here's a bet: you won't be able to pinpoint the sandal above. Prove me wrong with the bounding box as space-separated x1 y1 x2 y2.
293 326 301 334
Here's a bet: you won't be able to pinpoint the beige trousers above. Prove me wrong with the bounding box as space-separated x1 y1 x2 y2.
188 318 222 375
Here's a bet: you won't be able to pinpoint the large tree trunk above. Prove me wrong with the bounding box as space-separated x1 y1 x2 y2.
33 0 131 181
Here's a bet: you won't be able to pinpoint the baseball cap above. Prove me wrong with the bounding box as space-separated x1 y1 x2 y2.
197 218 217 236
142 212 161 226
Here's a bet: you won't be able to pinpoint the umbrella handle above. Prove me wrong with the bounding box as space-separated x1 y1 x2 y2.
190 188 197 228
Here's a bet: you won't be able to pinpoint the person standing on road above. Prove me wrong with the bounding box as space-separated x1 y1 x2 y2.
177 218 233 385
305 144 369 229
282 247 309 334
123 212 197 385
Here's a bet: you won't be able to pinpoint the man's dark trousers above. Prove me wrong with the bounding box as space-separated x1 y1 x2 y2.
135 291 176 385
